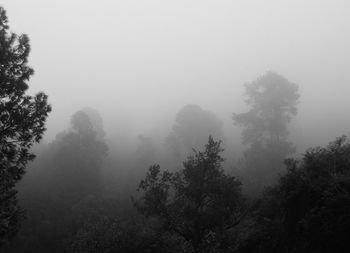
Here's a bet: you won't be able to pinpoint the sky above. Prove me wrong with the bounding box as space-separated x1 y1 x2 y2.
2 0 350 151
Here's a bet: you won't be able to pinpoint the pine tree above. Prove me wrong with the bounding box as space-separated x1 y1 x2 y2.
0 6 51 245
233 72 299 194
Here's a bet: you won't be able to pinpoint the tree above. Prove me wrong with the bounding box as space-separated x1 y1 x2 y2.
238 136 350 253
48 110 108 209
233 72 299 193
0 6 51 245
135 136 245 253
165 104 224 163
81 107 106 140
4 110 108 253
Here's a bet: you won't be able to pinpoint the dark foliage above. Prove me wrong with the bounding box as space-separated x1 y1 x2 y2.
69 216 189 253
3 109 107 253
0 6 51 246
238 136 350 253
135 136 245 252
0 16 346 252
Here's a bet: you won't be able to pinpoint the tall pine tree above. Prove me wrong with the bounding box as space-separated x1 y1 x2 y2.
0 6 51 245
233 72 299 194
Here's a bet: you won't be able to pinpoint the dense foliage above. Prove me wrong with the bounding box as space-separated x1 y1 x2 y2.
135 137 244 253
1 7 349 253
2 110 108 252
0 6 51 245
238 136 350 253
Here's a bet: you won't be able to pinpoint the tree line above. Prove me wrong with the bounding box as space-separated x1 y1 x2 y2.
1 6 349 253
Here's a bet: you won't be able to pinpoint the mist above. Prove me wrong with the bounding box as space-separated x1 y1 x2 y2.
1 1 350 252
2 0 349 148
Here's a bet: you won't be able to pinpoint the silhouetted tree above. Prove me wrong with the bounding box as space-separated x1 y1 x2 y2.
233 72 299 193
166 104 224 163
49 110 108 209
238 136 350 253
135 136 245 253
4 110 108 253
0 6 51 245
81 107 106 140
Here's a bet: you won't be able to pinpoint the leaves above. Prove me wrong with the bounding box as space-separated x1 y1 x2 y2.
0 6 50 245
242 136 350 253
135 136 244 252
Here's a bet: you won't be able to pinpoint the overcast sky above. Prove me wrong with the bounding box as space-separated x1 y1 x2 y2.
2 0 350 150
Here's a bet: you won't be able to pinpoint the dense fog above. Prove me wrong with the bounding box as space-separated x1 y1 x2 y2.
3 0 350 147
1 1 350 252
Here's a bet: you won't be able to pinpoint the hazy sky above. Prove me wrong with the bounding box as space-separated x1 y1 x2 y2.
2 0 350 149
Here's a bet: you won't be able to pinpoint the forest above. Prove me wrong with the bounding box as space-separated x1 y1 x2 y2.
1 2 350 253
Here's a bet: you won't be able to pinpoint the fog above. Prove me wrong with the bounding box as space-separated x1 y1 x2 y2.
2 1 350 252
3 0 350 151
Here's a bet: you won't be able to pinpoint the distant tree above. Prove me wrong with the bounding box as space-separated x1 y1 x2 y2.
49 110 108 207
238 136 350 253
233 72 299 193
0 6 51 245
70 110 94 135
6 110 108 253
135 136 245 253
165 104 224 162
81 107 106 140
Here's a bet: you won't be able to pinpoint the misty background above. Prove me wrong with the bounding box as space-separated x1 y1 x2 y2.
2 1 350 252
2 0 350 154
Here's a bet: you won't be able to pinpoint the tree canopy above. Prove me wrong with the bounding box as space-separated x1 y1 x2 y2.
233 72 299 193
239 136 350 253
48 110 108 208
166 104 224 162
135 136 244 252
0 6 51 245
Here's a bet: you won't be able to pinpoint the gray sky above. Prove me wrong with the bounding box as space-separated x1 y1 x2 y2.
2 0 350 150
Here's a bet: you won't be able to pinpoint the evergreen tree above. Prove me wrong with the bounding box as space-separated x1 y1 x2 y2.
0 6 51 245
135 136 245 252
233 72 299 193
238 136 350 253
165 104 224 163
